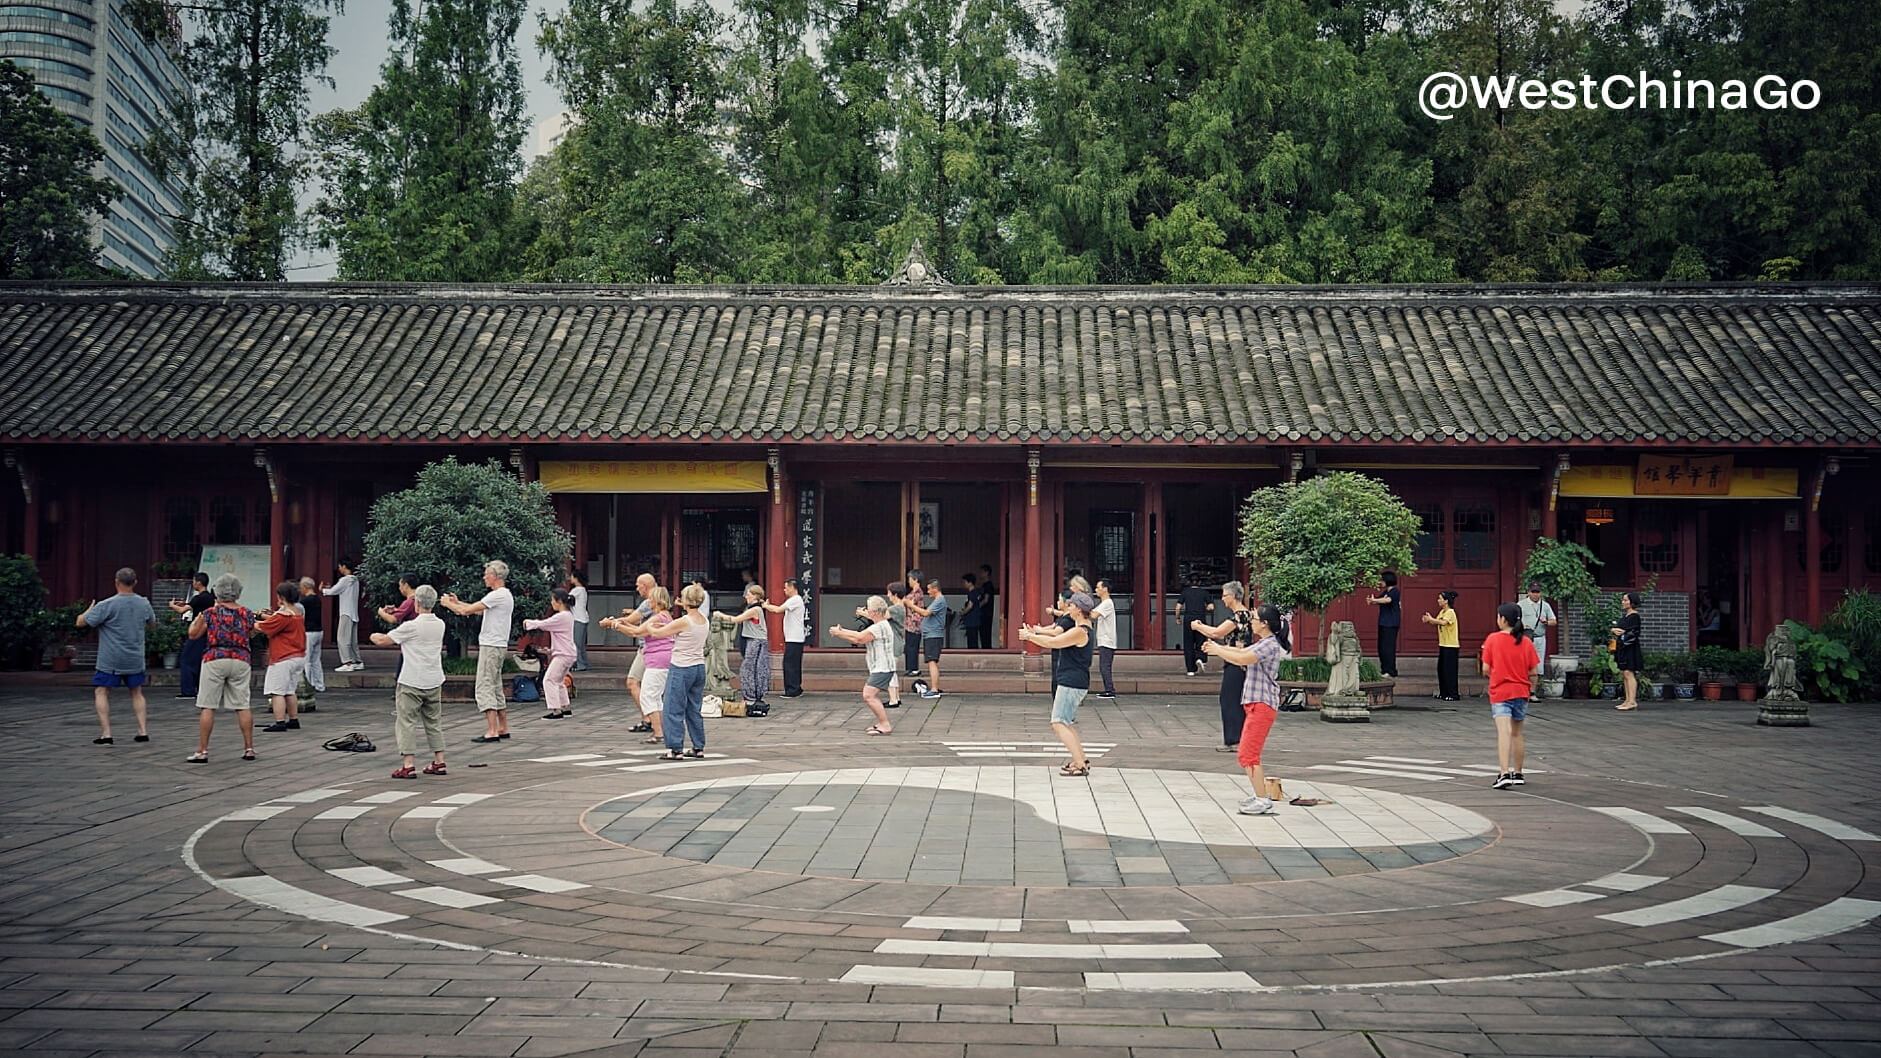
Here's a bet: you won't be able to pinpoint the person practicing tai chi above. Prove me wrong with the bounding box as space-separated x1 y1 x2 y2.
440 560 514 744
828 595 897 736
371 584 448 778
605 586 674 744
1481 602 1541 789
1202 603 1291 815
1019 591 1097 777
523 588 578 719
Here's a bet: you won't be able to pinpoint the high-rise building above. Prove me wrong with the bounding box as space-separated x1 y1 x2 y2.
2 0 186 276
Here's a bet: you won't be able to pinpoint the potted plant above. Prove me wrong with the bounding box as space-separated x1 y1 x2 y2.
144 612 187 670
1588 646 1621 698
37 601 88 672
1278 657 1387 709
1642 651 1677 701
1730 648 1764 701
1694 645 1733 700
1668 651 1697 699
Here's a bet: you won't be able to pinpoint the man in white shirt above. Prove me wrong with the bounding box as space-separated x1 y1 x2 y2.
1517 582 1558 696
442 560 514 743
322 559 363 671
765 579 808 698
1093 578 1119 698
371 584 447 777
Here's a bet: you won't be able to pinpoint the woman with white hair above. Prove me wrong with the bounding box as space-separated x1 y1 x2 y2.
643 583 710 760
372 585 447 778
1192 580 1254 753
184 574 257 763
828 595 896 735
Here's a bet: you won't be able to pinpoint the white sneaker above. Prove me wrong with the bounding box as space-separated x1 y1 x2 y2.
1238 797 1276 815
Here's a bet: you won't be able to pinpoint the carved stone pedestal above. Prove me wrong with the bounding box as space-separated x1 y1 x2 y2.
1756 699 1811 727
1320 693 1371 723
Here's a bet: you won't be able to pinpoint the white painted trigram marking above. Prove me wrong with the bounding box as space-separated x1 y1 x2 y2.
1745 807 1881 842
218 875 406 927
493 874 588 894
312 805 375 821
433 793 495 805
1703 897 1881 948
1069 920 1188 934
1506 889 1606 907
528 753 606 763
840 966 1015 987
225 806 291 821
356 791 422 805
429 857 507 876
617 757 761 773
1666 806 1782 838
399 806 456 820
1586 872 1669 892
1587 807 1691 835
905 916 1022 931
394 886 502 909
942 741 1115 760
326 866 412 887
1085 971 1258 991
1599 884 1779 927
874 939 1220 959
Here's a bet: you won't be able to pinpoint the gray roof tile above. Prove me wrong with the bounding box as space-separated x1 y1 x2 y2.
2 283 1879 447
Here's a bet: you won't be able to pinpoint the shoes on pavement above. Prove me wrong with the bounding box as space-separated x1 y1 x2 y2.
1492 773 1516 789
1094 691 1115 698
920 690 943 699
1238 797 1276 815
1509 772 1526 786
262 722 290 732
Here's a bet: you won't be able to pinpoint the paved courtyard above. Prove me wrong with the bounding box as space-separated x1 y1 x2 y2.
1 678 1878 1057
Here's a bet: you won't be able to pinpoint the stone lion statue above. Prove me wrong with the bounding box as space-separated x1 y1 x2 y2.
706 613 739 698
1324 620 1363 698
1762 624 1802 702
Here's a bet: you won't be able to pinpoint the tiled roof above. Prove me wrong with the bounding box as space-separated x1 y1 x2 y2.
2 283 1879 447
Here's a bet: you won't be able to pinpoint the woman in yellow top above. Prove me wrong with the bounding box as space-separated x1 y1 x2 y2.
1421 591 1461 701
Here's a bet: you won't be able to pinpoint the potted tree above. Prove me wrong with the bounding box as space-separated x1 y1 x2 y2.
1669 651 1697 699
1694 645 1733 700
1643 652 1677 701
1730 649 1764 701
1520 539 1601 685
37 601 88 672
1239 471 1420 658
144 612 186 670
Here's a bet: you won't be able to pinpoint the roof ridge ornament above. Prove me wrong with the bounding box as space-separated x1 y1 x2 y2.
883 240 950 287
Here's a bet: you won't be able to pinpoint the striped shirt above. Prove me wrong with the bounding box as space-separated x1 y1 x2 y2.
1240 635 1286 707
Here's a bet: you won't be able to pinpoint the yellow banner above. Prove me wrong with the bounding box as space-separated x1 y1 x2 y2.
538 460 768 494
1636 454 1733 495
1561 464 1796 499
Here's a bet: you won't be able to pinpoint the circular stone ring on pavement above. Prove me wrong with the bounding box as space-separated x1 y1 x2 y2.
182 756 1881 994
588 767 1495 886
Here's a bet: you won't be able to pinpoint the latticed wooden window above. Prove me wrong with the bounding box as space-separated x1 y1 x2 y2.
1636 510 1680 574
163 497 200 564
1452 504 1495 570
1411 503 1444 570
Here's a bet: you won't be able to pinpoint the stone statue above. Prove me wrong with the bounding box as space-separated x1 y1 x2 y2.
706 614 739 698
1324 620 1363 698
1762 624 1802 702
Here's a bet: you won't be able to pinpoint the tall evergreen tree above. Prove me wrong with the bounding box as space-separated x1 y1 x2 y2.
125 0 338 281
535 0 741 282
0 61 120 278
312 0 528 281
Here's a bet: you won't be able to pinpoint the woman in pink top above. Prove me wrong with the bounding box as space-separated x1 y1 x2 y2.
606 586 673 744
524 589 578 719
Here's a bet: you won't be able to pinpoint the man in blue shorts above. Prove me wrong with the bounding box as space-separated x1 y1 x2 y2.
78 567 156 745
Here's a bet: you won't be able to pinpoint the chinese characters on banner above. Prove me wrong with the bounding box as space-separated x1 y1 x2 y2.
1635 455 1734 495
796 483 816 631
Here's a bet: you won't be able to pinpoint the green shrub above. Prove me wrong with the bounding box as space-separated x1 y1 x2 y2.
1239 473 1419 652
1823 589 1881 698
1784 619 1863 702
441 654 520 676
1726 648 1765 684
1694 645 1737 680
0 555 48 668
1278 657 1384 682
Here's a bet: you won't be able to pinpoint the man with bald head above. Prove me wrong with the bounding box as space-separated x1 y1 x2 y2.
623 572 661 731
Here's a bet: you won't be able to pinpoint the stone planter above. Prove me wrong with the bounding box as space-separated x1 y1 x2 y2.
1757 699 1811 726
1363 679 1395 709
1278 679 1394 711
440 674 517 702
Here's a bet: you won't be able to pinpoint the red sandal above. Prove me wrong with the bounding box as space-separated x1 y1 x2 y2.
422 762 447 775
390 765 417 779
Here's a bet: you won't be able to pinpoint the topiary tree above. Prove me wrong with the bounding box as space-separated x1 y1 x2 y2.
360 458 572 656
0 554 49 668
1239 472 1420 651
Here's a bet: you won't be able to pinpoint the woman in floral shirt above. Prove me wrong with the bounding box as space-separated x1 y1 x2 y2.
186 573 257 763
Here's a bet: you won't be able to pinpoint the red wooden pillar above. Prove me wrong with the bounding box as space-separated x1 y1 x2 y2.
1764 508 1785 637
1149 482 1167 651
1022 449 1041 659
1806 462 1826 627
1542 454 1563 542
1132 484 1150 650
766 449 787 653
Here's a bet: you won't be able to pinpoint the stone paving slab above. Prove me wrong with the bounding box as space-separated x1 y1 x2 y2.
1 681 1879 1056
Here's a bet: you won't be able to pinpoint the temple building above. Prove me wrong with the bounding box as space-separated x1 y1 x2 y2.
4 264 1879 665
